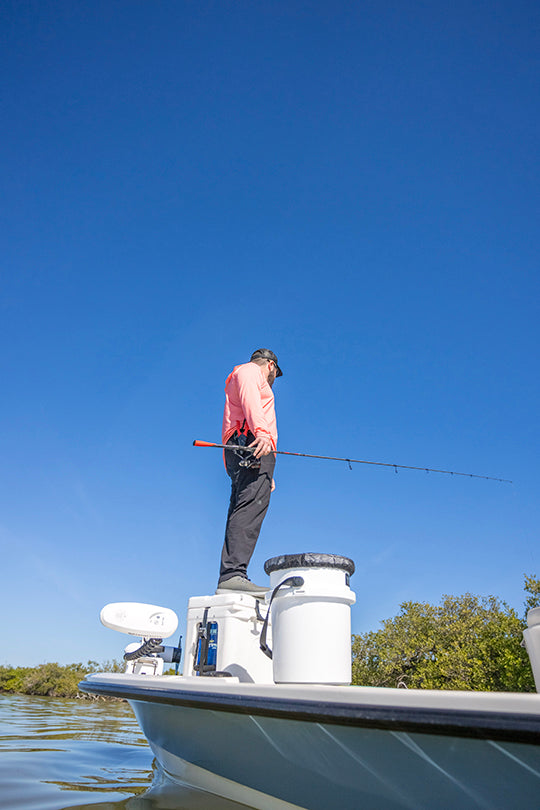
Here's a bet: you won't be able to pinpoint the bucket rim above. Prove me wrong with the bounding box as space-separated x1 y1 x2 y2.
264 552 355 576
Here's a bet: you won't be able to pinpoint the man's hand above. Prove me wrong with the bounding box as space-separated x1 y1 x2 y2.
249 435 274 459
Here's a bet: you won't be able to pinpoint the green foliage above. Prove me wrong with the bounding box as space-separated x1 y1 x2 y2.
352 575 538 692
17 662 90 698
0 666 27 694
0 659 124 699
523 573 540 616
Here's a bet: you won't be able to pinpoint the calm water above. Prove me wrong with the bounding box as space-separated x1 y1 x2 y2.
0 694 254 810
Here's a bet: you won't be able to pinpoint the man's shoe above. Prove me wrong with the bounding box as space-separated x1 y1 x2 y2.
216 575 269 598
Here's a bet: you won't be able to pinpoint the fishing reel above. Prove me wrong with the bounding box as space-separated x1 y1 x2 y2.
238 456 260 469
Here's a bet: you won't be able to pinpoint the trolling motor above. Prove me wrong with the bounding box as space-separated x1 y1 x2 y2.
100 602 182 676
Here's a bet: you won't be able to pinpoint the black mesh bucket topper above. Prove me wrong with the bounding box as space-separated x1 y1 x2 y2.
264 552 355 577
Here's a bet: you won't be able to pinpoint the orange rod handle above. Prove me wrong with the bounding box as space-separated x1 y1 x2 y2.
193 440 218 447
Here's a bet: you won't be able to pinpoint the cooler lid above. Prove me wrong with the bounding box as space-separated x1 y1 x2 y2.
264 552 355 576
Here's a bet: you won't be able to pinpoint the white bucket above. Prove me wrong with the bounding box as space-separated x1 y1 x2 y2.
524 607 540 693
264 553 356 685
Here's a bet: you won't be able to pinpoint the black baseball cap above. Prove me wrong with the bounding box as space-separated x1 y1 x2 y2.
250 348 283 377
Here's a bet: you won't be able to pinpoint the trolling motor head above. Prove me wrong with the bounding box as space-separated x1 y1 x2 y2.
100 602 182 676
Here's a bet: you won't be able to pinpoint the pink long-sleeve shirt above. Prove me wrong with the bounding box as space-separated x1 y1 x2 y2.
222 362 278 449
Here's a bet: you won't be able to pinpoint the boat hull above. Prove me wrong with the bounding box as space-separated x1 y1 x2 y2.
80 675 540 810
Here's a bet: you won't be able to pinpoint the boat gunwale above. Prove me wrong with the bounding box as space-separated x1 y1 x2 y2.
78 677 540 744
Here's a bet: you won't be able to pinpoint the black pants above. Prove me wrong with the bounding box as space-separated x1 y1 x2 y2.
219 433 276 583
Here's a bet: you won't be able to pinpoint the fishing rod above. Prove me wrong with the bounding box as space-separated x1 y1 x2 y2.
193 440 512 483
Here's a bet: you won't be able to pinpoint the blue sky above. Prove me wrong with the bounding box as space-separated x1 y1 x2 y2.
1 1 538 667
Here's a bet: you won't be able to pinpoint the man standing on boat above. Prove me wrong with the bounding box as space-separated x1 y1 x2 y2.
216 349 282 598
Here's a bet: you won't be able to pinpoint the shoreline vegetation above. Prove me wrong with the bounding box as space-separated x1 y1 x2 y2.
2 576 538 699
0 660 125 700
352 573 539 692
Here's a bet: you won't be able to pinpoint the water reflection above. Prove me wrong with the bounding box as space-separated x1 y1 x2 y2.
62 765 256 809
0 693 147 745
0 694 256 810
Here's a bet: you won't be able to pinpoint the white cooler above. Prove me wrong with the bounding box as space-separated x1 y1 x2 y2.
183 592 273 683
